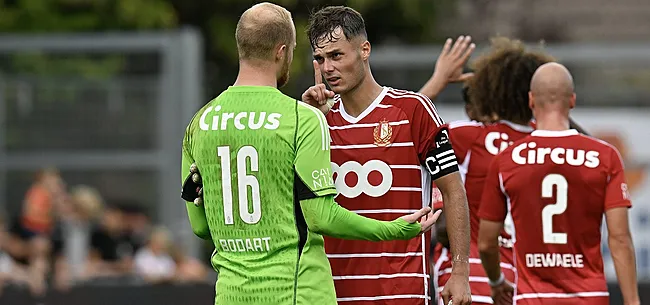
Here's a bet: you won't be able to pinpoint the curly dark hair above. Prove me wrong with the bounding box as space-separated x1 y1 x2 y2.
307 6 367 50
467 37 556 124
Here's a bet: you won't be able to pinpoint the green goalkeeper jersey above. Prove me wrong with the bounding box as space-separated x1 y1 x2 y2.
182 86 338 305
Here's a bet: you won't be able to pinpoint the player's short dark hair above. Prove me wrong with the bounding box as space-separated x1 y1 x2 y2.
235 3 295 61
307 6 368 49
468 37 555 124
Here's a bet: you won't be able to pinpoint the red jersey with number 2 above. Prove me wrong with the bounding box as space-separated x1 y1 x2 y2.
479 129 632 305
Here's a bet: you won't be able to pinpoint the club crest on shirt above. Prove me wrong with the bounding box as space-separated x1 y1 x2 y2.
373 119 393 146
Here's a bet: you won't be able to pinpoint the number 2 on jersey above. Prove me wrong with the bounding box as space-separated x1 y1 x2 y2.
217 146 261 225
541 174 568 244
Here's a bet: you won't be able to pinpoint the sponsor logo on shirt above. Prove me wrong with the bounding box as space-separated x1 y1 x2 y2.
331 160 393 198
511 142 601 168
425 128 458 178
485 132 515 155
622 183 631 200
435 129 450 148
311 167 335 190
199 105 281 131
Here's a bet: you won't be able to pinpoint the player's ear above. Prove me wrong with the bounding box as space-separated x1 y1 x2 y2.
528 92 535 110
360 40 371 61
276 44 287 62
569 93 576 109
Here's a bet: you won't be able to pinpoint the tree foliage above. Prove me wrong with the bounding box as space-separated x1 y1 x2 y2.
169 0 450 96
0 0 452 93
0 0 176 31
0 0 177 78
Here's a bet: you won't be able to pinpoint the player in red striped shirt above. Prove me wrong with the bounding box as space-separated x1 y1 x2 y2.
302 6 472 305
421 38 555 304
478 63 640 305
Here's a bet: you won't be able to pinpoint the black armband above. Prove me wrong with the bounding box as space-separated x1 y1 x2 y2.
423 127 459 180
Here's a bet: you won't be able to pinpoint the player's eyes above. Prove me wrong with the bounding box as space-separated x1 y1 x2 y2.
332 53 342 59
315 57 325 64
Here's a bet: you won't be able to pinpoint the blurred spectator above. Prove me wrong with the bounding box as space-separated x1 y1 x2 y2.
0 214 43 296
84 204 133 281
0 214 12 296
1 168 67 296
21 168 66 237
52 185 104 291
170 244 209 284
5 168 67 260
120 203 152 253
134 226 176 284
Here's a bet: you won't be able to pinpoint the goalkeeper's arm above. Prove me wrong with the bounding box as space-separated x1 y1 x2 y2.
299 195 436 241
181 142 210 240
293 102 437 241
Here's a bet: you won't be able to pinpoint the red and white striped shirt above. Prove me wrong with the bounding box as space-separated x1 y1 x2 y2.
325 87 449 305
433 120 533 304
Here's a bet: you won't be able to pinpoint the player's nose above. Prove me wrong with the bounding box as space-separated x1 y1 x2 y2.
322 59 336 73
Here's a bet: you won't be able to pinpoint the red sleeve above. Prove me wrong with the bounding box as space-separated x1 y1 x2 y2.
448 121 483 164
604 146 632 210
478 157 508 222
408 93 459 180
411 94 446 163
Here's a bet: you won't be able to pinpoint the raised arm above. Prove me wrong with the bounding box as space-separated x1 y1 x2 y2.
419 36 475 101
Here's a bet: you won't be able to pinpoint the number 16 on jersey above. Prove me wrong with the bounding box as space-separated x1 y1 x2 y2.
217 146 262 225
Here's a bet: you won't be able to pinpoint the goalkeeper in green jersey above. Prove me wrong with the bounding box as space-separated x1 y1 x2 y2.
180 3 442 305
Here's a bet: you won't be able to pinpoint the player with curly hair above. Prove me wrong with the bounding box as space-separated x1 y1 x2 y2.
421 37 557 304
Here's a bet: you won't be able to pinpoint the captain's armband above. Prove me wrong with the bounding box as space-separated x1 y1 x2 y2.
424 127 459 180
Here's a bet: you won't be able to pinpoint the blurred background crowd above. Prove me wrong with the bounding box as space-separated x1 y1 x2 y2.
0 0 649 303
0 168 210 296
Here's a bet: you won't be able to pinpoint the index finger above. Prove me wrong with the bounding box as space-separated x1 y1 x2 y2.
414 206 432 219
421 210 442 231
313 60 323 85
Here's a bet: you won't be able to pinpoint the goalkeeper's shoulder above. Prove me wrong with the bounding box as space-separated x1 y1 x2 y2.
185 101 216 136
182 101 216 152
294 101 329 147
296 101 328 128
